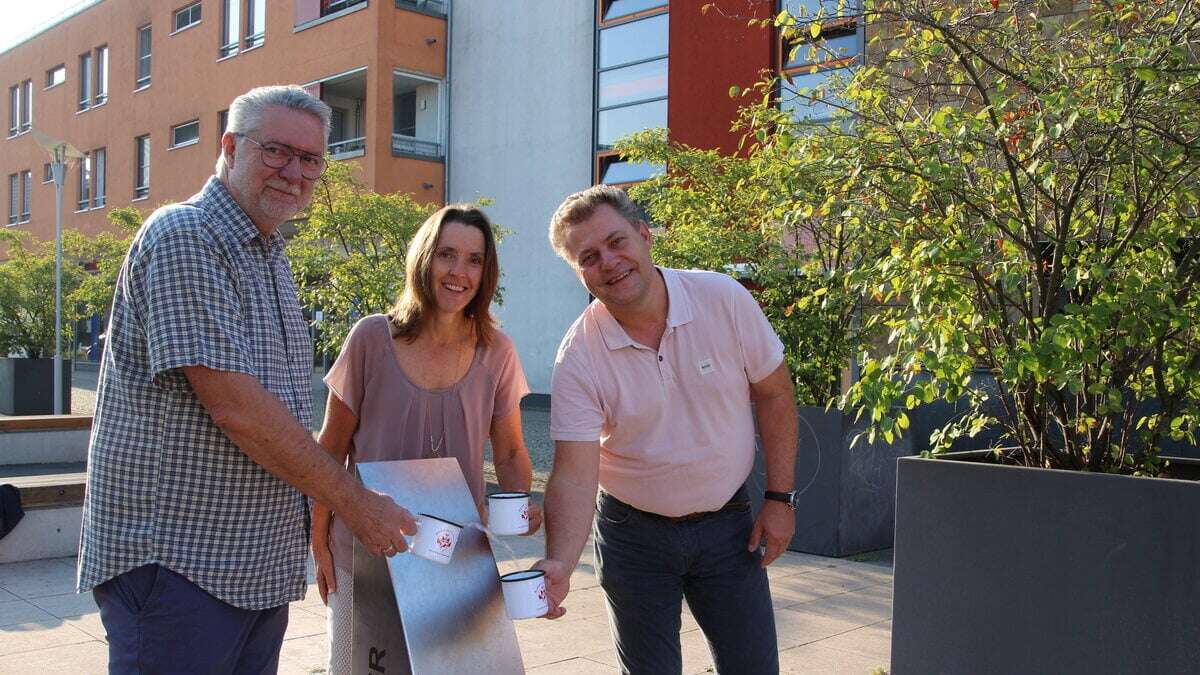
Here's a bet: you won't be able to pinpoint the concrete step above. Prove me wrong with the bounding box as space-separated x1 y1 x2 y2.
0 461 86 564
0 415 91 465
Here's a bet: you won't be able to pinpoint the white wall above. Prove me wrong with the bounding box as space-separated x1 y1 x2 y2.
449 2 594 395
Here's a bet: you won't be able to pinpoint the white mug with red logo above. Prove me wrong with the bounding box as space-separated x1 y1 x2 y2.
499 569 549 619
408 513 462 565
487 492 531 536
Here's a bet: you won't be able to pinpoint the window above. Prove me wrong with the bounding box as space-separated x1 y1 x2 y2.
174 2 202 32
95 46 109 104
245 0 266 49
7 86 17 136
19 80 31 132
218 110 229 139
92 148 106 208
598 156 663 186
46 65 66 89
391 71 442 158
135 135 150 199
171 120 200 148
19 171 31 222
136 25 152 89
323 0 368 16
43 163 52 183
778 0 861 124
77 153 91 211
601 0 666 21
396 0 445 14
79 52 92 110
220 0 241 57
595 10 668 153
7 174 17 225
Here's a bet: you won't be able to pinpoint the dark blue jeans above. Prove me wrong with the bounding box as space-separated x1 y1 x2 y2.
93 564 289 674
593 489 779 675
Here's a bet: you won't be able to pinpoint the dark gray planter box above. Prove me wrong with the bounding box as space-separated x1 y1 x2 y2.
751 406 912 557
0 358 72 415
892 453 1200 674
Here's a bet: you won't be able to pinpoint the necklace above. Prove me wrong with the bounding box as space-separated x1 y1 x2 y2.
426 399 445 458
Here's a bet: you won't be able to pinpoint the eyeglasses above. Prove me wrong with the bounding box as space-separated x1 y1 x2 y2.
238 134 327 180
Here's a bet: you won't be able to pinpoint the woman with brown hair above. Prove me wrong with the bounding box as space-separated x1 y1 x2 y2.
310 204 540 674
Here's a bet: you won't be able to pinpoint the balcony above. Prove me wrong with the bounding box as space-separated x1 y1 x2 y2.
320 71 367 160
392 71 442 160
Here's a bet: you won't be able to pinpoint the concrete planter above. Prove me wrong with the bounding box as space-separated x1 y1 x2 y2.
892 453 1200 674
751 405 913 557
0 358 71 415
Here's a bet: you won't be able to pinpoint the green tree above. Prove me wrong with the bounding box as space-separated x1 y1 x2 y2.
765 0 1200 473
0 209 136 358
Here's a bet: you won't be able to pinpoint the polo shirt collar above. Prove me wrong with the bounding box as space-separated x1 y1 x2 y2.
196 176 285 249
596 266 694 351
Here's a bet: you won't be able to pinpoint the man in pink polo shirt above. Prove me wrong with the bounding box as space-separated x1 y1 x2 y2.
535 185 800 673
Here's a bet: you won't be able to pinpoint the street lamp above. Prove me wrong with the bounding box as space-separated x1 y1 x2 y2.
31 129 84 415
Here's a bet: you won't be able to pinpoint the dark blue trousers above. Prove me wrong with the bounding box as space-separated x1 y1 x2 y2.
93 564 289 674
593 489 779 675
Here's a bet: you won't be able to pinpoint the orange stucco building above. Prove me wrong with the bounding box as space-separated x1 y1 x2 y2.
1 0 447 242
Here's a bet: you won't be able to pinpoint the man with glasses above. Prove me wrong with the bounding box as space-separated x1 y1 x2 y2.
78 86 416 673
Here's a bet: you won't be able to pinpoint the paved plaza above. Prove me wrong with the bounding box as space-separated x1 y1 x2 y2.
0 365 893 673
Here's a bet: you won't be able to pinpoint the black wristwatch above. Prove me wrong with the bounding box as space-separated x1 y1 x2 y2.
764 490 799 509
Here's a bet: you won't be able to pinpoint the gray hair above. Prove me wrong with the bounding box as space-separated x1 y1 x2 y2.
548 184 644 260
215 85 331 174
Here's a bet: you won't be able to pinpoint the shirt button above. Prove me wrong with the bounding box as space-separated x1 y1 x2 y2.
658 355 663 362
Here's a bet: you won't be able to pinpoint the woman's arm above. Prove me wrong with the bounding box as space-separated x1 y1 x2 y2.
312 393 359 602
489 408 542 534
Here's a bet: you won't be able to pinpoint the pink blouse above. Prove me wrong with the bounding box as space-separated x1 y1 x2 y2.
323 314 530 568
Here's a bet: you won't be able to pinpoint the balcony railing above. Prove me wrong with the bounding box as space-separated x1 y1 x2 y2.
391 134 440 158
397 0 445 14
329 136 366 157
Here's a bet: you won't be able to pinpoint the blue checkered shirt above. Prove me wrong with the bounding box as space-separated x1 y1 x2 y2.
78 177 313 610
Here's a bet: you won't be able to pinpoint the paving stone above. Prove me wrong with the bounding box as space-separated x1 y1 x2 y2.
778 641 890 674
774 604 878 652
770 573 871 608
0 640 109 674
0 599 57 628
278 632 330 674
62 612 108 641
514 615 614 668
526 656 616 674
0 621 95 656
790 588 893 625
284 605 329 641
804 564 894 589
0 557 79 598
28 591 98 618
816 620 892 663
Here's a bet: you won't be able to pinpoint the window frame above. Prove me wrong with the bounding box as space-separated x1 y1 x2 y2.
7 86 18 136
136 25 153 90
170 120 201 149
43 163 53 184
219 0 242 58
7 174 17 225
134 135 151 199
45 64 66 90
94 45 109 105
172 2 203 34
78 51 93 111
77 152 91 212
19 170 31 223
92 148 106 209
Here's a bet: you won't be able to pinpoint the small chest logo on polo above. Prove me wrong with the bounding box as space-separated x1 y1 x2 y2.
697 359 715 376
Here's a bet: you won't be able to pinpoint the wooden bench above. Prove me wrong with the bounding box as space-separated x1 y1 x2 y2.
0 414 93 433
5 470 87 508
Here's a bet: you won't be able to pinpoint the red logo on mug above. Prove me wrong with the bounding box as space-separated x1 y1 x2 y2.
436 531 453 550
520 504 530 521
537 582 547 601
